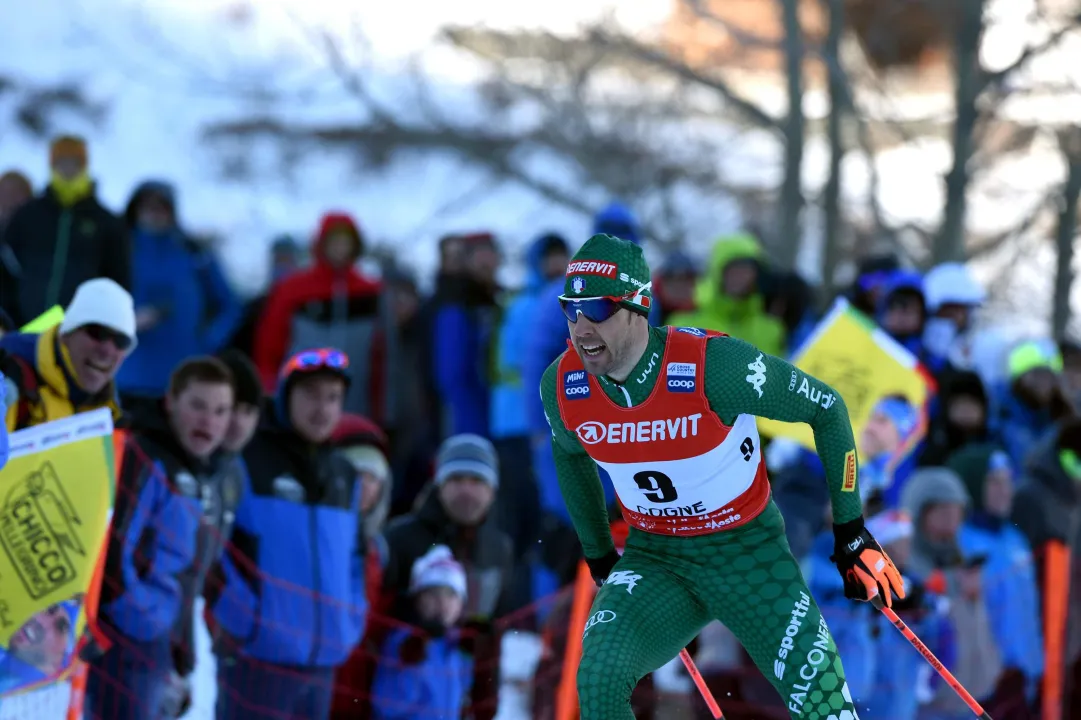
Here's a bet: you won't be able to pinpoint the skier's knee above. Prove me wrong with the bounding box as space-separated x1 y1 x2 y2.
576 657 635 710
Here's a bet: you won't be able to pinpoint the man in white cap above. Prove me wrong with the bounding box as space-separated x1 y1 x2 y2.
0 276 136 430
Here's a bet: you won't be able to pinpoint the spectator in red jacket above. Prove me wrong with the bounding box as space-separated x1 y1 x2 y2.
253 213 399 429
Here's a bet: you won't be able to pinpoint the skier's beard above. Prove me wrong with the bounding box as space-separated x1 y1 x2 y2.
572 311 644 381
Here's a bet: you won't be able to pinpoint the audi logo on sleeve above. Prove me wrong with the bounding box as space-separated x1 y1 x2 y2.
666 362 697 393
563 370 591 400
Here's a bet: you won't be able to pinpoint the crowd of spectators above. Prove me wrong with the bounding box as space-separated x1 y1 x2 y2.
0 134 1079 720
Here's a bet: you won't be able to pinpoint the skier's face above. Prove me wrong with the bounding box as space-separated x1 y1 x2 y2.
569 308 640 377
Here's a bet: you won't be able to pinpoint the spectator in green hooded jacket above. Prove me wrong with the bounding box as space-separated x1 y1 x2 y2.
666 232 787 357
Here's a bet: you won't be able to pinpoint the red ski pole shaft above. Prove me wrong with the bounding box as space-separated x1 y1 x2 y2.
871 595 993 720
679 648 724 719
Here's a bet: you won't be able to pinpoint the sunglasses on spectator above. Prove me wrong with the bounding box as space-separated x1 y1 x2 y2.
558 284 650 324
83 324 133 351
280 348 349 378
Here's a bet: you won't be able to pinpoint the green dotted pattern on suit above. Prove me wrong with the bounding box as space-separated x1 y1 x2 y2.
539 327 864 720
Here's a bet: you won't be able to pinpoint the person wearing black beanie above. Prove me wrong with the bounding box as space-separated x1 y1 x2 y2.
217 348 263 453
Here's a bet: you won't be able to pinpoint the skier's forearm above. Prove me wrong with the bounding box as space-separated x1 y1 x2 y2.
705 337 863 524
552 441 615 559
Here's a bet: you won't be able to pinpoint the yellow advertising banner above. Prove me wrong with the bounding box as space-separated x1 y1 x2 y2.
0 409 114 697
758 298 934 453
18 307 64 334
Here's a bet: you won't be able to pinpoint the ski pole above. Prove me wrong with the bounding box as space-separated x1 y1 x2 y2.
679 648 724 719
871 595 993 720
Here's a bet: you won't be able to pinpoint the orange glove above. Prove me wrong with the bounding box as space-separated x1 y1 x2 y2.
830 518 906 608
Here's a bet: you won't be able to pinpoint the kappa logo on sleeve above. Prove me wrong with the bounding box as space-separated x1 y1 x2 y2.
745 354 767 398
841 450 857 492
563 370 591 400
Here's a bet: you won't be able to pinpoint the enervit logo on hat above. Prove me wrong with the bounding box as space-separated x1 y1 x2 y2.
565 260 618 278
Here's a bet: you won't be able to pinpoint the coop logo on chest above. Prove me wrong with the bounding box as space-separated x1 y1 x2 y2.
666 362 696 393
565 260 618 278
563 370 591 400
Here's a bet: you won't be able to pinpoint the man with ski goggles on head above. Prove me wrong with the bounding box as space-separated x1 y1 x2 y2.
207 347 370 720
541 233 904 720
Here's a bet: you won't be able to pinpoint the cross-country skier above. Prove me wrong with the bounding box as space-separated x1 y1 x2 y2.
539 234 905 720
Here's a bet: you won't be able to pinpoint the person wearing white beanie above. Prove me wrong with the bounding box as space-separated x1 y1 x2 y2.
0 277 136 430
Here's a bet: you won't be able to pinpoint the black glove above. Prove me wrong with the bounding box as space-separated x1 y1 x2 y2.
830 517 906 608
889 576 927 613
171 641 195 678
585 550 621 588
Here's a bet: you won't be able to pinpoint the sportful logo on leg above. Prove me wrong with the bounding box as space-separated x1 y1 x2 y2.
605 570 642 594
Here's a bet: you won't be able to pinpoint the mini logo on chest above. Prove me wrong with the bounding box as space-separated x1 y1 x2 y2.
563 370 590 400
666 362 696 393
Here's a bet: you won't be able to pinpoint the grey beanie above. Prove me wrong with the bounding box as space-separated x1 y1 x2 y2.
435 434 499 488
901 466 970 522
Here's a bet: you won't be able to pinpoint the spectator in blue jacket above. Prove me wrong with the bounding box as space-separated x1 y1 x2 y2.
805 526 875 704
117 181 241 397
997 340 1074 470
86 357 237 720
433 233 501 437
860 394 921 512
860 509 949 720
371 545 473 719
209 347 366 720
876 269 927 358
490 232 568 608
950 443 1044 704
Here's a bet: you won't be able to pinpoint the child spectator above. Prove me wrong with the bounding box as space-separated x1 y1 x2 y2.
951 443 1043 715
370 545 473 720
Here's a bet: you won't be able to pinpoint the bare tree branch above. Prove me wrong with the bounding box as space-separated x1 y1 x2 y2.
586 28 783 135
682 0 783 51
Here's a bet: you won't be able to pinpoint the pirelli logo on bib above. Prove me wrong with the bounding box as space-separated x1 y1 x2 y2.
666 362 696 393
565 260 618 278
841 450 857 492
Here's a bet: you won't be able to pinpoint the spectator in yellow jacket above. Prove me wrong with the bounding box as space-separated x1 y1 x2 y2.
0 277 136 431
666 233 787 357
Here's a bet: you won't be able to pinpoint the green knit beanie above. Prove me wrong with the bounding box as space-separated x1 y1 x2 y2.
561 234 653 315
